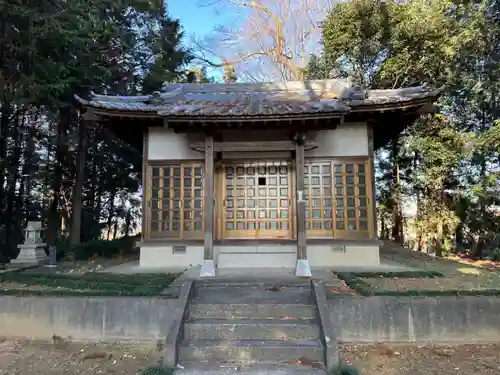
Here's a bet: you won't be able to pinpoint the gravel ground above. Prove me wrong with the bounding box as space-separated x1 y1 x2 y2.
341 343 500 375
2 339 500 374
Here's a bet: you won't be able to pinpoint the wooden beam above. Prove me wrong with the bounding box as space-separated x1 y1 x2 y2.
294 133 311 277
190 140 318 153
168 114 345 123
201 134 215 277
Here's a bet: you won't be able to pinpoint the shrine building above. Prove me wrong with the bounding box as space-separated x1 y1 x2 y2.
74 79 442 277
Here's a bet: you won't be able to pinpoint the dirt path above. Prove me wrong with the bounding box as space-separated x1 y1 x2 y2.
2 339 500 374
0 339 161 375
341 343 500 375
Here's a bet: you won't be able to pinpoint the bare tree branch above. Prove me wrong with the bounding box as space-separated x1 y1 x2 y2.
192 0 333 81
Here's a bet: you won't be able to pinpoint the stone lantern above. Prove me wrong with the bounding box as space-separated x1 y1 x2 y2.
10 221 47 265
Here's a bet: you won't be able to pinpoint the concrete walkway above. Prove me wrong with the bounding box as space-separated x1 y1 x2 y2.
102 261 416 280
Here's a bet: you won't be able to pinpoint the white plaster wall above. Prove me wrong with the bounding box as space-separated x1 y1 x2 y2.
306 123 369 157
221 129 290 142
222 151 292 159
139 242 380 268
146 125 368 161
147 128 203 160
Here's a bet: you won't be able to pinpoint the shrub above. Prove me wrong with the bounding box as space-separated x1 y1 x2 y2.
72 239 126 260
331 362 362 375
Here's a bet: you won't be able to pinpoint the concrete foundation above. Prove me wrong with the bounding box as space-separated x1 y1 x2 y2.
138 241 381 269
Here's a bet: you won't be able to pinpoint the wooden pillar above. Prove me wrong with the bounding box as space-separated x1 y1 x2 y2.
141 130 149 241
294 133 311 277
200 134 215 277
367 124 378 239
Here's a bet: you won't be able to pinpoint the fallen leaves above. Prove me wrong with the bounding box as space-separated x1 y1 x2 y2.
282 357 325 369
265 285 281 292
328 286 357 294
82 351 112 361
375 343 400 357
341 343 500 375
0 339 160 375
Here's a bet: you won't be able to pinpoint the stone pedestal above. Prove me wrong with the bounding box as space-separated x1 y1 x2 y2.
10 221 47 265
11 244 47 264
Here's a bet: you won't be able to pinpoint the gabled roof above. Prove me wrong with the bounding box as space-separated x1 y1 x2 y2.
74 79 443 119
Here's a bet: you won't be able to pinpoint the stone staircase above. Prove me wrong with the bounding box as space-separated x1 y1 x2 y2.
174 279 332 375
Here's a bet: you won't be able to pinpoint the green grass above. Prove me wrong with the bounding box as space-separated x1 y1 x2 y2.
0 270 178 297
140 367 173 375
336 271 500 297
344 270 444 278
331 362 362 375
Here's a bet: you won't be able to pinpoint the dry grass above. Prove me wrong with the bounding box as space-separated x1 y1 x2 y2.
364 242 500 292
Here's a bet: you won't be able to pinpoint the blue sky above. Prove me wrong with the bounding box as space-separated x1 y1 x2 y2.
168 0 217 42
168 0 234 80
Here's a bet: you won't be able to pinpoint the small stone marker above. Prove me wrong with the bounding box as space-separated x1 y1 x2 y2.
46 245 57 267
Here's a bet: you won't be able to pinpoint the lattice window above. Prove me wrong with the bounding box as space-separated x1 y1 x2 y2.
304 161 333 237
304 159 371 239
333 161 369 238
149 164 204 239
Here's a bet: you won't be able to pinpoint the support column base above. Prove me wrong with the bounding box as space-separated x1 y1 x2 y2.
295 259 312 277
200 259 216 277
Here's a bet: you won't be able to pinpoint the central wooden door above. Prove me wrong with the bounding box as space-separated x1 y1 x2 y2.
222 161 292 239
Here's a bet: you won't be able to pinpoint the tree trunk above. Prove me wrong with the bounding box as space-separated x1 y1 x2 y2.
69 118 87 246
46 109 71 246
391 162 404 244
390 138 404 245
4 110 24 257
435 223 444 257
113 219 119 240
0 103 11 256
106 193 116 240
124 210 132 237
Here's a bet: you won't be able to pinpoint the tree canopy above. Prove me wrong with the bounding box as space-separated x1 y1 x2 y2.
0 0 193 257
307 0 500 257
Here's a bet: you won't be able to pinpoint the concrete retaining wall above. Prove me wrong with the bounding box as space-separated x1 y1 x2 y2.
2 295 500 344
0 296 178 342
328 296 500 343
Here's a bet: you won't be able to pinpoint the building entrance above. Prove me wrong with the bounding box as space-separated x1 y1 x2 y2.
221 161 293 239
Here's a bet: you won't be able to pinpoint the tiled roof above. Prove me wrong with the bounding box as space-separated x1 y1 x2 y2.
74 79 443 118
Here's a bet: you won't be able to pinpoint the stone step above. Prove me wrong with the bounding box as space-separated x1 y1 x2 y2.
174 362 327 375
195 280 311 288
184 318 320 340
193 286 314 305
178 339 324 364
188 303 318 320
